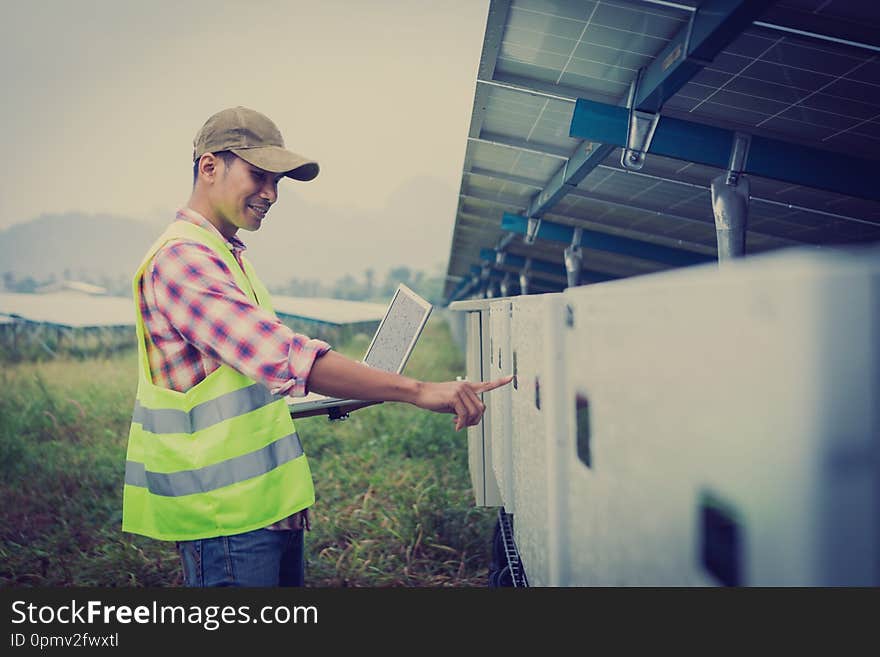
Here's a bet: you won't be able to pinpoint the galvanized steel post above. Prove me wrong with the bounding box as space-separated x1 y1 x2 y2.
712 132 751 263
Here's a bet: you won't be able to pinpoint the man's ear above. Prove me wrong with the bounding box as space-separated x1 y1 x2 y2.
197 153 219 184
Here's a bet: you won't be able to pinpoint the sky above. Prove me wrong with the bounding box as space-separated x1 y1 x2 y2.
0 0 489 281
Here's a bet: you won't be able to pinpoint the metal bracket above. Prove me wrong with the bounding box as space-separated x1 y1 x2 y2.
479 263 492 298
499 272 512 297
496 231 516 252
524 216 542 245
467 274 480 299
519 258 532 296
712 132 752 262
563 227 583 288
621 70 660 171
725 132 751 185
327 406 349 421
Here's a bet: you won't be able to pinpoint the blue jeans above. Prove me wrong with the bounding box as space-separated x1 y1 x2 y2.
176 527 305 587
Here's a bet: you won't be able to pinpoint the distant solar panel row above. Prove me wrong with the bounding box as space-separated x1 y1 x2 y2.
0 293 135 329
0 293 388 329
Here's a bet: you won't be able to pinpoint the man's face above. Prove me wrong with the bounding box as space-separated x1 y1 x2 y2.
208 155 283 237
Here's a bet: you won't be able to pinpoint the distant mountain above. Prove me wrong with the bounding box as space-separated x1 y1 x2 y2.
0 175 456 290
0 213 156 285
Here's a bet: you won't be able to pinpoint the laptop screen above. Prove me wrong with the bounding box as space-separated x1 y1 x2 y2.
362 284 432 373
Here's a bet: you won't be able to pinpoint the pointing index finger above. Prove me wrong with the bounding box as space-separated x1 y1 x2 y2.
473 375 515 393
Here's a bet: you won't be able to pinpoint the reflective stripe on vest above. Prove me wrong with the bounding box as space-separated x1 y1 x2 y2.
132 383 283 434
125 431 304 496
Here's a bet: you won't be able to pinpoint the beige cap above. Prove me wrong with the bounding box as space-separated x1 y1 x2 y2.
193 106 319 181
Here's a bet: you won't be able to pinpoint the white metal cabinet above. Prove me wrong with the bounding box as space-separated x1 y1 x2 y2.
487 299 515 513
507 293 565 586
561 246 879 585
448 298 503 507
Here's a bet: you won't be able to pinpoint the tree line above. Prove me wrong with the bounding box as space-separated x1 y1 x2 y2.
2 265 446 306
273 265 445 305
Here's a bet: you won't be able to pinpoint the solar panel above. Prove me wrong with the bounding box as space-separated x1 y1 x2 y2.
446 0 880 301
0 293 134 328
667 26 880 161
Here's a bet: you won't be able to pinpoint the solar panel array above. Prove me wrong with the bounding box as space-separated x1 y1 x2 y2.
272 296 388 326
0 293 135 329
445 0 880 301
0 293 388 329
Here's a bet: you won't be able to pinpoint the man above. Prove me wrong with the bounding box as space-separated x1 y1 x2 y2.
122 106 512 587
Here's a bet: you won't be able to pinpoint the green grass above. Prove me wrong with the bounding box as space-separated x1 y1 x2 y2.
0 316 496 587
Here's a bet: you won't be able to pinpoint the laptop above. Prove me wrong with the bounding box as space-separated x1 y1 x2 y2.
287 283 433 417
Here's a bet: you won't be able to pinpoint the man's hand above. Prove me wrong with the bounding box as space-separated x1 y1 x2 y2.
307 351 514 429
413 375 514 431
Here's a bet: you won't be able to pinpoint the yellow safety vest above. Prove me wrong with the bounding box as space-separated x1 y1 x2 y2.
122 220 314 540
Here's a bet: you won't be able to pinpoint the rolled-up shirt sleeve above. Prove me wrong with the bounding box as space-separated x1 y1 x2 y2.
149 241 331 396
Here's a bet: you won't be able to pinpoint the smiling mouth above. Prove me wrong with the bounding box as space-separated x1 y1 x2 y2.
247 204 269 219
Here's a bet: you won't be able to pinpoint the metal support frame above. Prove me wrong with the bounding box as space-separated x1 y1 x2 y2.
563 227 584 288
467 0 511 141
712 132 752 262
466 160 872 232
459 264 558 297
499 272 513 297
524 216 542 245
480 262 492 298
480 247 616 285
448 272 482 303
621 70 660 171
496 232 516 252
502 213 713 267
519 258 532 296
525 0 773 222
495 250 513 296
570 98 880 202
449 0 779 301
464 275 480 300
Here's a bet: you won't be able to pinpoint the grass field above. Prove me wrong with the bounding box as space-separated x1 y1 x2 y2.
0 316 497 587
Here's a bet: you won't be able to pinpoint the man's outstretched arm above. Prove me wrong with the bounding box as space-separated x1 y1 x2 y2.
307 350 513 431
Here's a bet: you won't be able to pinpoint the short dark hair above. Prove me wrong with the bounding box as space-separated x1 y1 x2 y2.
192 150 238 185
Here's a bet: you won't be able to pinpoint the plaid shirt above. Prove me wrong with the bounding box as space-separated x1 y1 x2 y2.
138 207 330 530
